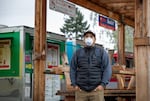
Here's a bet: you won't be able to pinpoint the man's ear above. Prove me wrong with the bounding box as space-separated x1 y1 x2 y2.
93 37 96 42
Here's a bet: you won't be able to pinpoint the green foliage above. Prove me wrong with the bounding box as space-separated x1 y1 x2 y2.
125 26 134 52
60 8 90 39
110 30 118 50
112 25 134 52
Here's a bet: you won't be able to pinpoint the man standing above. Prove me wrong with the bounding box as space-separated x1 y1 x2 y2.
70 31 112 101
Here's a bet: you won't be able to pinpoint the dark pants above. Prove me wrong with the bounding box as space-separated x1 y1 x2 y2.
75 89 105 101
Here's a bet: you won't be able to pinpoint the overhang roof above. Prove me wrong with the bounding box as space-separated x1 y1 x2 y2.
68 0 135 27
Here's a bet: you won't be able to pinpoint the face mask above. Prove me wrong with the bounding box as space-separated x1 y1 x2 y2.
85 37 94 46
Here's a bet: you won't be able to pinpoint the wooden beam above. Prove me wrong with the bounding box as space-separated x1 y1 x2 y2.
118 23 125 65
33 0 46 101
123 12 134 15
56 89 135 96
116 74 125 89
127 76 135 89
97 0 134 3
106 2 134 7
118 8 134 14
68 0 134 27
134 37 150 46
135 0 150 101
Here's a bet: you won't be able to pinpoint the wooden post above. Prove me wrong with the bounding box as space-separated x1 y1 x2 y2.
33 0 46 101
135 0 150 101
117 22 126 101
118 23 126 65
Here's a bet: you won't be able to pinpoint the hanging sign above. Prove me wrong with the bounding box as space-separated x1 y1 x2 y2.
0 40 11 70
99 15 116 31
49 0 76 17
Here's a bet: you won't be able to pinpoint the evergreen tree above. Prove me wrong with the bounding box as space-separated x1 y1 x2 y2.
60 8 90 39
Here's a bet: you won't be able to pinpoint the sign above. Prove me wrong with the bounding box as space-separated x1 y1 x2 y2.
0 40 11 70
99 15 116 31
49 0 76 17
25 51 33 73
47 43 59 69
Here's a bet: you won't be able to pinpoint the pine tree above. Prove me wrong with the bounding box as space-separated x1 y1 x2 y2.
60 8 90 39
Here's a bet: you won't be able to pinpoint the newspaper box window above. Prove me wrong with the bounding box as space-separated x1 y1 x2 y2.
0 40 11 70
47 43 59 69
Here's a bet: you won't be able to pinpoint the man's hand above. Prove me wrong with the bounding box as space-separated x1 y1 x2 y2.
94 85 104 91
74 86 81 91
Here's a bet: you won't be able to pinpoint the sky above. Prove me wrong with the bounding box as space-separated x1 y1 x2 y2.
0 0 114 49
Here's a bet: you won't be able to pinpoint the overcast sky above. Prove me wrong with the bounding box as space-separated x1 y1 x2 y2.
0 0 65 34
0 0 114 49
0 0 34 25
0 0 92 34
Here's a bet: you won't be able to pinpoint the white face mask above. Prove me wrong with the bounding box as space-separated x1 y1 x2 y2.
85 37 94 46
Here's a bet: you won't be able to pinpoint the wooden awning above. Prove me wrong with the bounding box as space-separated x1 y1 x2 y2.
68 0 135 27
